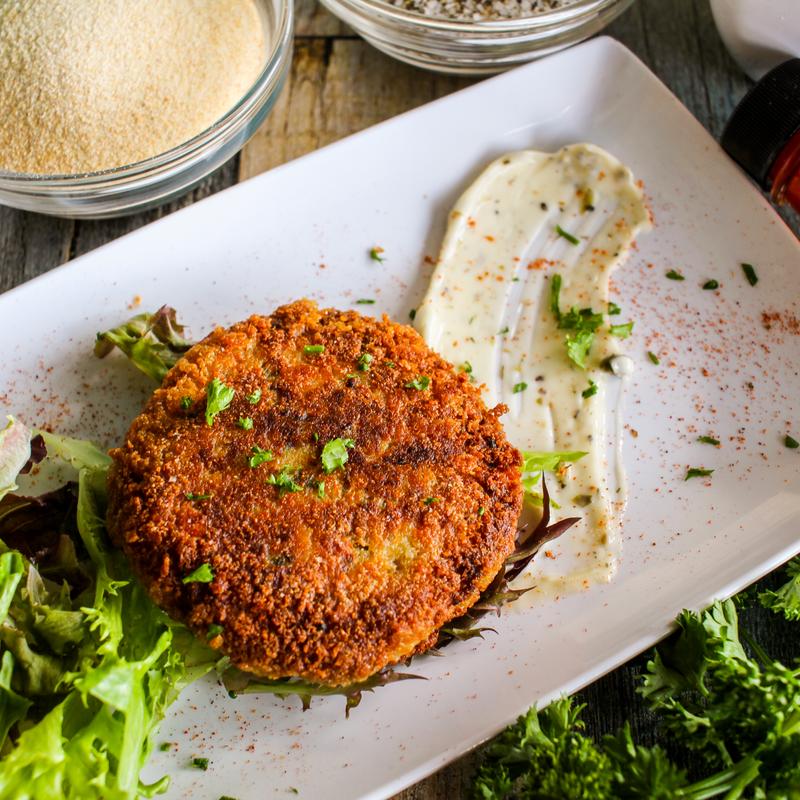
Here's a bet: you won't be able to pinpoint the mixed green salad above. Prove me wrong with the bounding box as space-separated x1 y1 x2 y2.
0 421 217 798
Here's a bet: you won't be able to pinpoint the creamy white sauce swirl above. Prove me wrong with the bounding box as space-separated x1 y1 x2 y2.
417 144 650 593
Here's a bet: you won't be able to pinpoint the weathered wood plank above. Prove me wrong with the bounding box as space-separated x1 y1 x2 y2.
295 0 353 37
69 158 240 259
239 38 473 179
0 209 73 293
0 160 239 285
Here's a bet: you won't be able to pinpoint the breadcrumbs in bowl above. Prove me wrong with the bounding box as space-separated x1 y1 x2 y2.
0 0 293 219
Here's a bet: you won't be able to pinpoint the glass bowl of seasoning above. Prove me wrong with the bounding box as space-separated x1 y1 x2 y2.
0 0 292 219
318 0 633 74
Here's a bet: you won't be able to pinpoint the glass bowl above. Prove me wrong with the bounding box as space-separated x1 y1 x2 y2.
318 0 634 75
0 0 293 220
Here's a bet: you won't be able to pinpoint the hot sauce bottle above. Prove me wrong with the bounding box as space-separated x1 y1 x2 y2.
722 59 800 216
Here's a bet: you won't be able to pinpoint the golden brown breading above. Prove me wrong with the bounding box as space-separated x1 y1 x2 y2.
107 300 522 686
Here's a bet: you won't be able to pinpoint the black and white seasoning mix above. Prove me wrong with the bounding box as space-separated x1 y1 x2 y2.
387 0 577 21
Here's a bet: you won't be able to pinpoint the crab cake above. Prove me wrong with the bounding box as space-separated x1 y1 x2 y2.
107 300 522 686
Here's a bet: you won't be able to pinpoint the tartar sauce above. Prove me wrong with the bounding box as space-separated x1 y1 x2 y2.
416 144 650 593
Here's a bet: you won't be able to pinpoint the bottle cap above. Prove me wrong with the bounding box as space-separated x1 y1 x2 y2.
721 58 800 188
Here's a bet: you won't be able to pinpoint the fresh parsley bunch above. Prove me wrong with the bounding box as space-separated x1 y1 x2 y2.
474 572 800 799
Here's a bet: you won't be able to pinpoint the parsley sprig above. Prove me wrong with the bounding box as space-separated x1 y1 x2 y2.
204 378 234 426
321 438 355 473
248 446 273 468
685 467 714 480
182 563 213 584
266 467 303 494
550 274 604 369
741 262 758 286
474 595 800 799
405 375 431 391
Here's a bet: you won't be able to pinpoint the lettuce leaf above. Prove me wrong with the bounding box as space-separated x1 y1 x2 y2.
0 651 30 751
0 418 31 503
224 667 423 718
94 306 193 384
36 431 111 471
521 450 587 507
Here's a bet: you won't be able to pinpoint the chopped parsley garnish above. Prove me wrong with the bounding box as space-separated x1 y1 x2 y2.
409 308 417 321
666 269 685 281
159 742 173 752
384 361 395 368
573 494 593 507
357 353 373 372
608 302 621 316
206 624 224 639
246 388 262 405
248 445 273 468
685 467 714 481
647 351 660 365
550 273 604 369
237 417 253 430
559 306 605 331
582 380 597 398
565 329 595 370
303 344 325 355
478 506 485 517
321 438 355 473
698 435 720 446
555 224 580 245
184 492 212 501
785 435 799 449
182 564 214 584
205 378 235 426
550 274 562 318
702 279 719 290
356 298 375 304
512 382 527 394
191 757 209 771
423 496 439 506
609 322 634 339
316 480 326 499
266 467 304 494
741 262 758 286
312 432 319 442
405 375 430 391
369 246 385 263
581 187 595 212
180 396 193 410
460 362 473 375
498 326 510 335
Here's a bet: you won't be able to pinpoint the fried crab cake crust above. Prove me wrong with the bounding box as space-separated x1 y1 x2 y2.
107 300 522 686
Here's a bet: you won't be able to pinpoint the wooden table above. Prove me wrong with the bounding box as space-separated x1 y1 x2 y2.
1 2 797 797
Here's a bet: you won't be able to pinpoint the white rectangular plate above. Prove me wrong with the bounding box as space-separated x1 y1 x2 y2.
2 37 799 800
